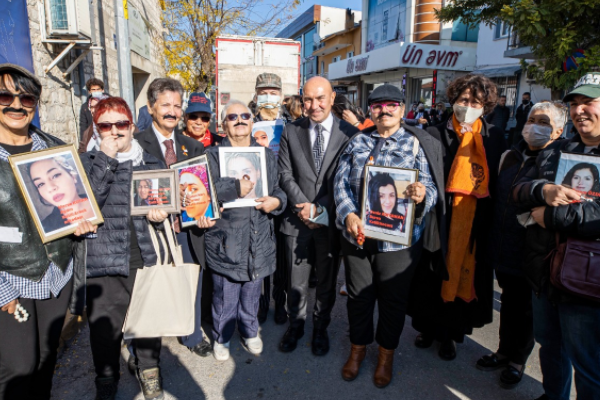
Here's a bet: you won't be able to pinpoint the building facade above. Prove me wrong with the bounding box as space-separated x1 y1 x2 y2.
277 5 362 86
328 0 480 110
0 0 165 144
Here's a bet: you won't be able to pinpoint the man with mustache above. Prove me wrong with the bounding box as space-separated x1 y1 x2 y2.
133 78 206 400
278 76 359 356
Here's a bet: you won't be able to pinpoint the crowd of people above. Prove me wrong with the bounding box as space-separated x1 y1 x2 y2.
0 60 599 400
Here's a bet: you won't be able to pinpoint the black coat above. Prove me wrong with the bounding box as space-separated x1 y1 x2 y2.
204 137 287 281
79 98 93 141
512 135 600 307
80 150 165 278
488 140 542 276
135 126 207 266
485 104 510 132
409 118 507 341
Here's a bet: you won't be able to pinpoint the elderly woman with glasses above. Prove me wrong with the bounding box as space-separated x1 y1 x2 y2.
79 97 169 399
334 84 445 388
200 99 286 361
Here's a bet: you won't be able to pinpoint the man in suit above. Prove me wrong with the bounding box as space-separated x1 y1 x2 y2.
133 78 206 400
278 76 359 356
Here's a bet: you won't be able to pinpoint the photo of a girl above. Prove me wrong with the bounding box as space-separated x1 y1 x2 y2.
366 173 407 233
23 155 95 233
180 165 214 223
562 162 600 198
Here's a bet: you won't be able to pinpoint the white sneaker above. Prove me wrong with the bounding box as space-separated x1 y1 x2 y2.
243 336 263 355
213 342 230 361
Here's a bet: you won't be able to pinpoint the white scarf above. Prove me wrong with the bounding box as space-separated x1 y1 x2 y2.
116 139 144 166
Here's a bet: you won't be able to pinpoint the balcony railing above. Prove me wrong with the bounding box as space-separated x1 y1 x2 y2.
504 28 534 59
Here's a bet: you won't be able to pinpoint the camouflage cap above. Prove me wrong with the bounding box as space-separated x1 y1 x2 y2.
255 73 282 90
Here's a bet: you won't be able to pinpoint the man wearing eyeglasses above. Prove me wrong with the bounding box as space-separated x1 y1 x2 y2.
133 78 207 400
184 92 215 148
278 76 359 356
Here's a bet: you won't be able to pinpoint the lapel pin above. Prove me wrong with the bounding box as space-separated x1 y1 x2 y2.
181 145 188 156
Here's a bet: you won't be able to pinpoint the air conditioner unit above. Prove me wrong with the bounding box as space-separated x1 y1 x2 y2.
44 0 92 38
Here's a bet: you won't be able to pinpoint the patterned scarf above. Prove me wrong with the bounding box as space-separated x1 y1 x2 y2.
441 115 489 303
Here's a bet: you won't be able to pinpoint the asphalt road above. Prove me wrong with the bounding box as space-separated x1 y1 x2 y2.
51 267 576 400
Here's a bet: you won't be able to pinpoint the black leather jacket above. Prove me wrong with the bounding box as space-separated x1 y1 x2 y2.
512 135 600 306
0 127 87 315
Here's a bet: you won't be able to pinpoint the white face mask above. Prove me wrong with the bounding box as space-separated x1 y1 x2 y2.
91 91 104 99
522 123 554 148
453 104 484 124
257 94 281 109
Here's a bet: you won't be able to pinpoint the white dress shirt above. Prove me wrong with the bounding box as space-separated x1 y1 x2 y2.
308 112 334 151
152 123 176 159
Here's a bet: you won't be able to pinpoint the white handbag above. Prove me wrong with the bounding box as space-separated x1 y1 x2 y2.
122 219 200 339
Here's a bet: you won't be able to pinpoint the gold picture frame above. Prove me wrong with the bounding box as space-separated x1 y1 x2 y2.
131 169 180 216
360 165 419 246
9 144 104 243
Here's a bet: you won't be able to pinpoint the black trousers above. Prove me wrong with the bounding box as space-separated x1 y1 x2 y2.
285 229 340 330
342 237 422 350
87 271 158 378
259 220 287 315
495 271 535 365
0 277 73 400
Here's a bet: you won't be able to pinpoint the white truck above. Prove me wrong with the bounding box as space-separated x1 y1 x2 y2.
215 35 301 131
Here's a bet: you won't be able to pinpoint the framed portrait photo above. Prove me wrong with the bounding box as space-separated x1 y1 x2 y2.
131 170 180 216
555 152 600 200
9 144 104 244
360 165 419 246
218 147 268 208
252 120 285 159
170 155 220 227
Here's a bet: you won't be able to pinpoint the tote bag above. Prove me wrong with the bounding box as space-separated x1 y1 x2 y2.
122 219 201 339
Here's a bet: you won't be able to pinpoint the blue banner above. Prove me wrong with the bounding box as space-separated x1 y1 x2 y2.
0 0 40 126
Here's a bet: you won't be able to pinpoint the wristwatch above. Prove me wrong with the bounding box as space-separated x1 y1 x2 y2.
316 205 324 215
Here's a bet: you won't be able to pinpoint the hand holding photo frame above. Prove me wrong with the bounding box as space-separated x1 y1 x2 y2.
170 155 220 227
360 165 419 246
218 147 268 208
131 170 180 216
555 152 600 200
9 144 104 243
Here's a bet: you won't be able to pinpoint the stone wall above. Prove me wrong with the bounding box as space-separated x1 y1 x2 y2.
26 0 165 144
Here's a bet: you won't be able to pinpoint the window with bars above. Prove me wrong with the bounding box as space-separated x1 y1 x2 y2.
49 0 69 30
491 76 518 117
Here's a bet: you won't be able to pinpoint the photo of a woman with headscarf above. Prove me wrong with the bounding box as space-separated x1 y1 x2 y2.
366 173 407 233
179 165 214 222
22 155 95 233
562 162 600 198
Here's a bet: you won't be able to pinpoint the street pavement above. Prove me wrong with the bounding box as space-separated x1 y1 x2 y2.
51 267 576 400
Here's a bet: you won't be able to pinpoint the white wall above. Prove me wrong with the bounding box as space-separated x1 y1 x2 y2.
476 24 516 68
319 7 362 39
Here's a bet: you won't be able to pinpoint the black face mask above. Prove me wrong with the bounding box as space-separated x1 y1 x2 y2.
522 99 530 105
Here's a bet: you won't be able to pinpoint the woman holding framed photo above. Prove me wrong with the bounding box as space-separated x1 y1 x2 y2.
334 84 445 388
0 64 96 400
79 97 169 400
202 99 286 361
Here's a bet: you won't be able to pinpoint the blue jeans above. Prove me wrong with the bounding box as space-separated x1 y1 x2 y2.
532 290 600 400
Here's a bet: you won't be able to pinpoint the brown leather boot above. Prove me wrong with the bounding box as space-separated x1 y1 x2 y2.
373 346 395 388
341 344 367 381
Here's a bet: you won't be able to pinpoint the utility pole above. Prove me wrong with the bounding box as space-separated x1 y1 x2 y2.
114 0 135 120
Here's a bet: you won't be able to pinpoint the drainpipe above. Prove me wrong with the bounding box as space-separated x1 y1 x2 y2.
114 0 135 118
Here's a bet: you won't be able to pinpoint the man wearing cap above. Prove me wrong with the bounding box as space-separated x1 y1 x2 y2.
278 76 358 356
184 92 215 148
253 72 292 325
254 72 293 123
512 72 600 400
334 84 444 387
0 63 95 399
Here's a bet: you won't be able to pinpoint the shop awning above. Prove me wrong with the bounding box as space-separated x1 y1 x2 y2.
472 65 521 78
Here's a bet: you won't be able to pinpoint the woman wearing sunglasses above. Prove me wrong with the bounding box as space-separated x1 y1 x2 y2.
334 84 444 388
184 92 215 147
79 97 169 399
201 99 286 361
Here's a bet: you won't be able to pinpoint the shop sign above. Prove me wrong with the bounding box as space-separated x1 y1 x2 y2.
401 44 463 69
346 56 370 74
334 86 348 94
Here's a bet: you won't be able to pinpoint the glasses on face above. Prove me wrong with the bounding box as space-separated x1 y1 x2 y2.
370 102 401 113
188 114 211 122
0 92 39 108
96 120 132 133
225 113 252 122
